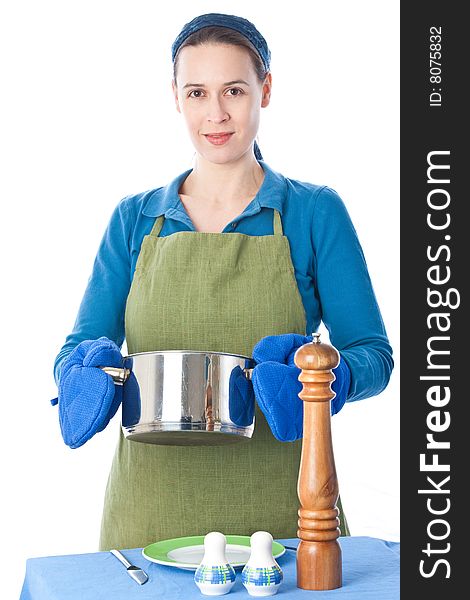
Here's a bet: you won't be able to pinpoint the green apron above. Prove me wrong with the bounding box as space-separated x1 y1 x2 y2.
99 209 349 550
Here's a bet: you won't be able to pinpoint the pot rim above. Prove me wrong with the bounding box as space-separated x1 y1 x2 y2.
124 349 254 361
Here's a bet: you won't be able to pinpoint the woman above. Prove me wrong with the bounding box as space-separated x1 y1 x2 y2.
53 13 393 551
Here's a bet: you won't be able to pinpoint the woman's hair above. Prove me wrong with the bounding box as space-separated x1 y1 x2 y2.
172 26 268 160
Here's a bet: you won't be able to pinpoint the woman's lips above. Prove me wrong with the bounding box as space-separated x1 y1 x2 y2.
204 133 234 146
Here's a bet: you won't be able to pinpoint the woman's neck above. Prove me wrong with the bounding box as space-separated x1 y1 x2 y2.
179 153 265 207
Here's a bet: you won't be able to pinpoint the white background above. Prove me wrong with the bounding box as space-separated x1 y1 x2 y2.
0 1 399 598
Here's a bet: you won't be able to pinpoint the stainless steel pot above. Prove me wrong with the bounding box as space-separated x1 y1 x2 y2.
102 350 255 446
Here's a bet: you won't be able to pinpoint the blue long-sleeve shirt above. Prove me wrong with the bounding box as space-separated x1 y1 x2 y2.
54 160 393 402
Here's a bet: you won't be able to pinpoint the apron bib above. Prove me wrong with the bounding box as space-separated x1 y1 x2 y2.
99 210 348 550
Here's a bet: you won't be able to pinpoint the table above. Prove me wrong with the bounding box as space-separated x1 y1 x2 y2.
19 536 399 599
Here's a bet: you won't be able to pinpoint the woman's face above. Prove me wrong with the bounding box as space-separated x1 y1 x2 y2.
172 43 271 164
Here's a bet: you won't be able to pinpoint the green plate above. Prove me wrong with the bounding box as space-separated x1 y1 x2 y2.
142 535 286 570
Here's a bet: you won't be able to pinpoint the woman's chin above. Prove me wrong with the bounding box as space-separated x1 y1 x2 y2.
196 146 255 166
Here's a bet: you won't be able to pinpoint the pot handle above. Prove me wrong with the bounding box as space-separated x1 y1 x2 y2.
100 366 131 385
244 368 253 380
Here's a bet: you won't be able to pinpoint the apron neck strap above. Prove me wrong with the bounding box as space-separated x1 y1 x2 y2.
150 210 283 237
150 215 165 237
273 209 283 235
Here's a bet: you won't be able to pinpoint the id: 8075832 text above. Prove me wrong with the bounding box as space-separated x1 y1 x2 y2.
429 26 442 107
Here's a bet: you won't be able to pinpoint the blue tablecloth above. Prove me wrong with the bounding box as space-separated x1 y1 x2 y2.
19 536 399 599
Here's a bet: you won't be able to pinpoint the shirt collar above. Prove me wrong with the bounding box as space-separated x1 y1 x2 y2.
142 160 287 218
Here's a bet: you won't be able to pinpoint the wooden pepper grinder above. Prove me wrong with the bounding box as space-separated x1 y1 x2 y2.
294 332 342 590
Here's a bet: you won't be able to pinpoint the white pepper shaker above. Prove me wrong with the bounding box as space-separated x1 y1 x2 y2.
241 531 283 596
194 532 236 595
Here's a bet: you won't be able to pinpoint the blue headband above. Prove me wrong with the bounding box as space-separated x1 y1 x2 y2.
171 13 271 72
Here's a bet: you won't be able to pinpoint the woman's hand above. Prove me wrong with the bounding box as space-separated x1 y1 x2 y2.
52 337 124 449
252 334 351 442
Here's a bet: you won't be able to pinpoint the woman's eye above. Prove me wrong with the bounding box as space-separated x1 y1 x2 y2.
188 90 204 98
226 88 243 96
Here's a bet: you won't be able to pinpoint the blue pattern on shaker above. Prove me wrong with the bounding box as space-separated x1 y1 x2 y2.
242 564 283 586
195 563 236 584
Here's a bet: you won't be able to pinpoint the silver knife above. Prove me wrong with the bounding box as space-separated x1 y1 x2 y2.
110 549 149 585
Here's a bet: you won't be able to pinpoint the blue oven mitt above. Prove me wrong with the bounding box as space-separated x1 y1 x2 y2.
251 333 351 442
51 337 124 449
228 366 255 427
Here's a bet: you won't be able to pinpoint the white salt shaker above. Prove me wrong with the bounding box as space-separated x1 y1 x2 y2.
241 531 283 596
194 531 236 596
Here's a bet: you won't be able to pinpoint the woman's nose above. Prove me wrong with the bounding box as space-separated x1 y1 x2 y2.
206 96 229 123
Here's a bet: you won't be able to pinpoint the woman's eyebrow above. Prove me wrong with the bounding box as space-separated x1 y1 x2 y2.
182 79 250 89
